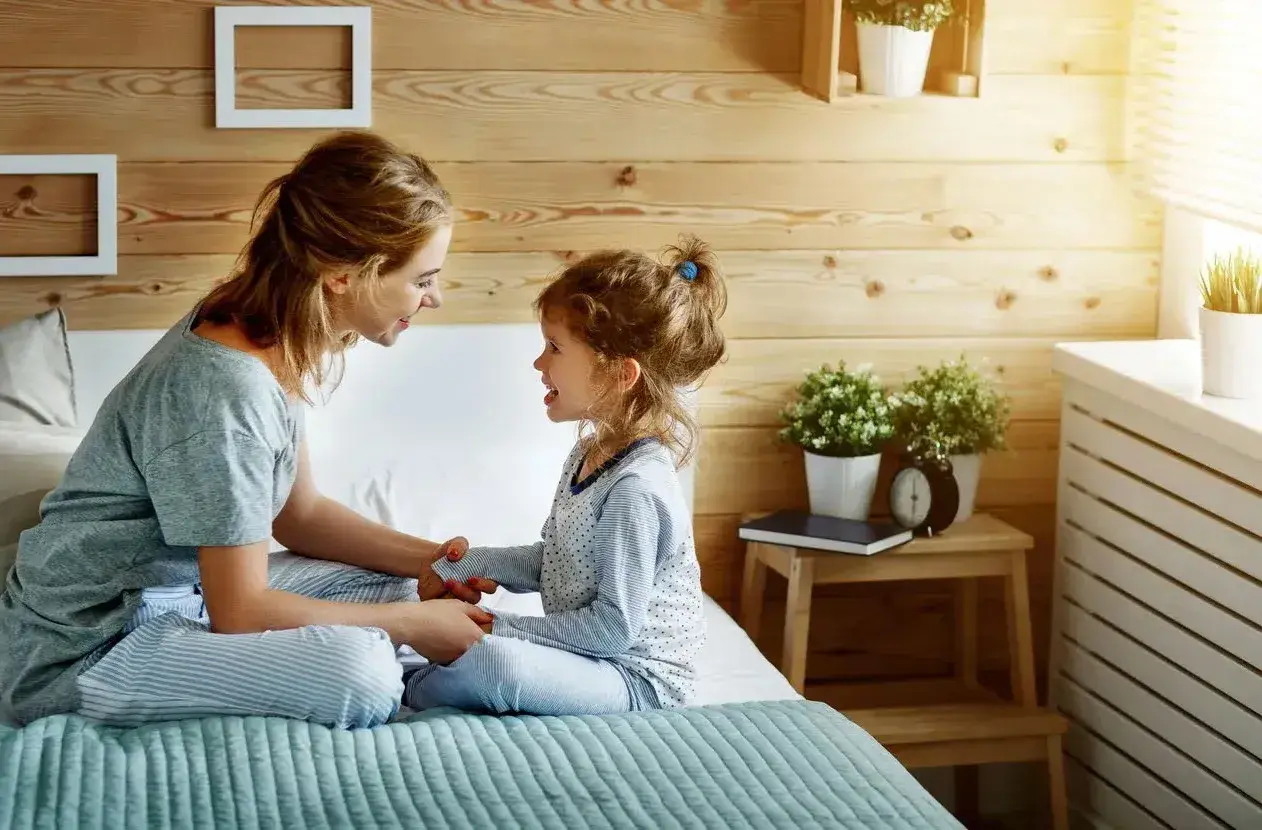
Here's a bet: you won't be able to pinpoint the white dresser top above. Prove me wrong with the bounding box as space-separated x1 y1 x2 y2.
1052 339 1262 458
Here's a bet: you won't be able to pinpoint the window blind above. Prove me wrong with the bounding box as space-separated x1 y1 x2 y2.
1129 0 1262 232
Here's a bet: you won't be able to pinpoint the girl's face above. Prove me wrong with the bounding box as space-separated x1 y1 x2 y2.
334 223 453 347
533 313 601 423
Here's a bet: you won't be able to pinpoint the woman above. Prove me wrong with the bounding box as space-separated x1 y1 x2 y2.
0 131 497 729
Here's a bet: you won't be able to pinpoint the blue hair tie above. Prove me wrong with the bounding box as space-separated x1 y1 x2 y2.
677 260 698 281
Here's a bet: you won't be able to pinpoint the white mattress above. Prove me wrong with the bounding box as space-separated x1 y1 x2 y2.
696 594 803 705
476 588 802 706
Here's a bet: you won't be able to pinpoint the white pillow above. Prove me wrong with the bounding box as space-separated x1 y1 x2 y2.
0 423 85 580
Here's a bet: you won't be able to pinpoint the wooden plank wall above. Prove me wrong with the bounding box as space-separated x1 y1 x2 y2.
0 0 1158 696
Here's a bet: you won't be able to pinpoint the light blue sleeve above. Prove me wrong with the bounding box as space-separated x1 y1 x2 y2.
431 539 545 594
490 477 662 658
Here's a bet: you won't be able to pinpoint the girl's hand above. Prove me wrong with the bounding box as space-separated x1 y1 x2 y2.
417 536 499 602
401 599 493 664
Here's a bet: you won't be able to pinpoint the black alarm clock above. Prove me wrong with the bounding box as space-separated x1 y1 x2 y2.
888 453 960 537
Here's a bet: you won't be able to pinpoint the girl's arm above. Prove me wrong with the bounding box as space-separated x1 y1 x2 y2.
430 529 548 594
487 478 662 658
428 443 580 595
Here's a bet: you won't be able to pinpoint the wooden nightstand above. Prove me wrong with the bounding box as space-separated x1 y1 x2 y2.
739 512 1069 830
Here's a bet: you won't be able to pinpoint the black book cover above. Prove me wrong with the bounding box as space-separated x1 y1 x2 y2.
737 510 912 555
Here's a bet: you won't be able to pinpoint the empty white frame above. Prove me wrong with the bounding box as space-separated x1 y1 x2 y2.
214 6 372 129
0 154 118 278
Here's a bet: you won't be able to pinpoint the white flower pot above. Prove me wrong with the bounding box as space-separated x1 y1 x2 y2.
949 453 982 524
804 451 883 520
1199 305 1262 399
856 22 936 98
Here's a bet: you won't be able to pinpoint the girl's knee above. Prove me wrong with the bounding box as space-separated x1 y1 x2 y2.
452 635 519 680
406 635 516 714
450 636 523 713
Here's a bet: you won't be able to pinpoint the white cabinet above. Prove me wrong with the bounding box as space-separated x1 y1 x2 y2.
1051 340 1262 830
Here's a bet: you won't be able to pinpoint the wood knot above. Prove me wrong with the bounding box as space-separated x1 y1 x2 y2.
995 289 1017 310
615 165 637 187
865 279 885 298
1084 296 1101 310
1053 137 1069 153
556 250 579 263
823 254 838 269
16 185 37 201
43 292 62 307
1038 265 1059 282
148 283 163 295
950 225 973 241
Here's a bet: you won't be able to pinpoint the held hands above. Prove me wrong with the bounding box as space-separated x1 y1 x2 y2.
418 536 499 602
409 536 498 662
404 599 494 664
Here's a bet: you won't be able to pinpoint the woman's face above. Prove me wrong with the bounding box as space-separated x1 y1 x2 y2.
335 223 453 346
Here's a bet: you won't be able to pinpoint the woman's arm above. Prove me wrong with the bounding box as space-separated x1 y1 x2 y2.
272 439 432 576
146 426 487 654
198 540 491 663
272 441 488 599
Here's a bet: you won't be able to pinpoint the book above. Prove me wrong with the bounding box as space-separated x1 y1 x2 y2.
737 510 913 556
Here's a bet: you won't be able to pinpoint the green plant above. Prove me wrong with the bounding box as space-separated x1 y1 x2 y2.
848 0 956 31
778 361 895 457
890 355 1012 461
1199 247 1262 313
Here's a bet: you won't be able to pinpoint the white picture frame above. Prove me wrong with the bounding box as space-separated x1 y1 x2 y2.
0 154 118 278
214 6 373 129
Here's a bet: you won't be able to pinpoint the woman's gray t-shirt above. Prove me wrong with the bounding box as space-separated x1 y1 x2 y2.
0 312 302 725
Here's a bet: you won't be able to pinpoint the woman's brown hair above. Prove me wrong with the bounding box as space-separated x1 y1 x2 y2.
534 234 728 467
198 130 452 402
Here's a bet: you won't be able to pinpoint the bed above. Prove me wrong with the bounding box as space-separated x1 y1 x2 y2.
0 318 962 828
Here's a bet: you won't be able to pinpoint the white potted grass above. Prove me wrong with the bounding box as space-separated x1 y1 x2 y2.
779 362 895 521
850 0 956 98
1198 247 1262 399
890 356 1011 524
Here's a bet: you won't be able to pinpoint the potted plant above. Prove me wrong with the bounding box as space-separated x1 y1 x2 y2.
779 361 895 520
1198 246 1262 399
890 355 1011 523
849 0 956 98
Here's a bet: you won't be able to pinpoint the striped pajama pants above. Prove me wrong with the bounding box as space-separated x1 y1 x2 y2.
403 635 636 716
74 552 414 729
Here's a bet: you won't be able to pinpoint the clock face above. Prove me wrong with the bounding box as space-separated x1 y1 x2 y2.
890 467 932 528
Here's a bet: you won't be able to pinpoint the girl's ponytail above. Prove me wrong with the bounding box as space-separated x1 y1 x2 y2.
664 234 728 324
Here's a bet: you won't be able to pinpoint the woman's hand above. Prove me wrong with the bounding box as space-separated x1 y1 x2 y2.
400 599 494 664
418 536 499 602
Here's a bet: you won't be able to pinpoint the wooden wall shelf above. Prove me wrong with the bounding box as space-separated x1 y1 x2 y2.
802 0 987 102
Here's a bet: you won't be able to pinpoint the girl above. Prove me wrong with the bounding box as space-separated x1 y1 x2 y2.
0 131 492 729
407 236 727 715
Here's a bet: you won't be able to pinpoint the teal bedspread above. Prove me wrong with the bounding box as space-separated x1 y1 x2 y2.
0 700 961 829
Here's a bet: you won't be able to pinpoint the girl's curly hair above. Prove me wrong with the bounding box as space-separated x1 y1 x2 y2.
534 234 728 467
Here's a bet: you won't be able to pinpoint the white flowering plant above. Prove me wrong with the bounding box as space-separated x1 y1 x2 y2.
890 355 1012 461
778 362 896 457
848 0 955 31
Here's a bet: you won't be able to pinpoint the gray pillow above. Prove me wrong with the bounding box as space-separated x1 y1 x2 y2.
0 308 76 427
